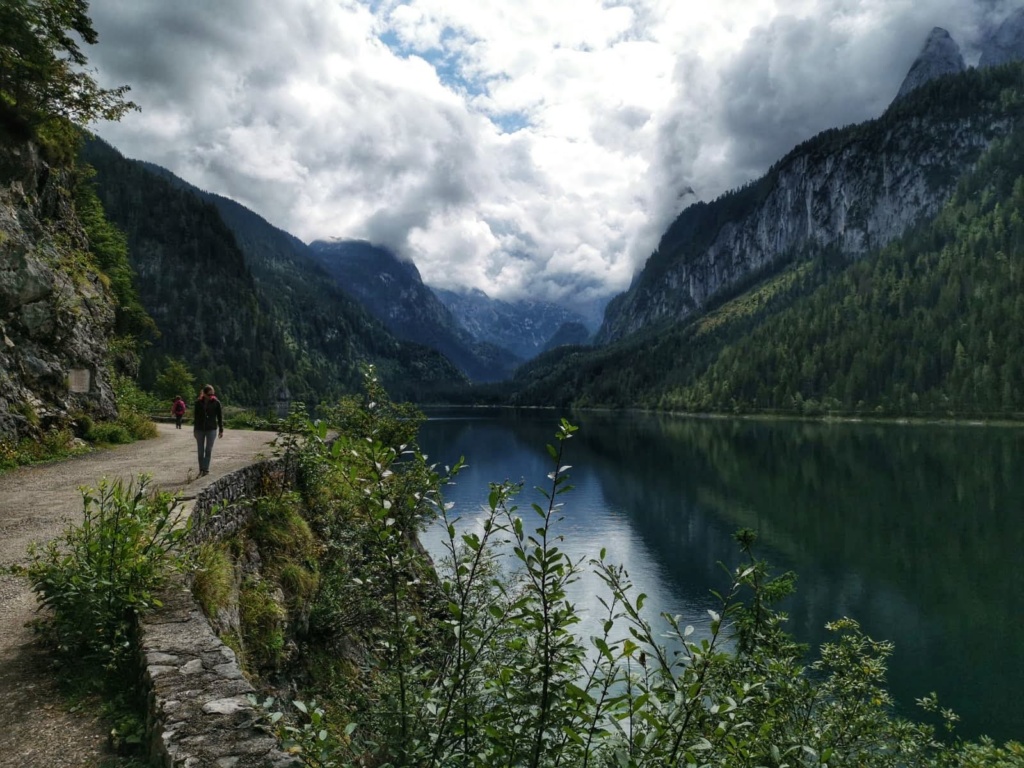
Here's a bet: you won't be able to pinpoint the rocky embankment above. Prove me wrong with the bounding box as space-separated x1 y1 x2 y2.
0 135 118 442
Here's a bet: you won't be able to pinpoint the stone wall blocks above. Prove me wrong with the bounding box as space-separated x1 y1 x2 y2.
140 455 298 767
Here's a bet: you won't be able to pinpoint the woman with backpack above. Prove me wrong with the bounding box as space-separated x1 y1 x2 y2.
171 395 187 429
193 384 224 477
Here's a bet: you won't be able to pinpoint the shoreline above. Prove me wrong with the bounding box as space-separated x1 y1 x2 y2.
419 403 1024 429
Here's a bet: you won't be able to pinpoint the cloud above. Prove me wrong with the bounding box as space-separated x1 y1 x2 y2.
83 0 1019 315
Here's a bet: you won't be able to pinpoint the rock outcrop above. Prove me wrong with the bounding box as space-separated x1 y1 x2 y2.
979 8 1024 68
598 67 1021 344
0 134 117 441
894 27 965 101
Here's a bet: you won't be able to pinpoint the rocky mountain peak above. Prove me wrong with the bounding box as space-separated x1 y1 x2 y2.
894 27 965 101
979 8 1024 68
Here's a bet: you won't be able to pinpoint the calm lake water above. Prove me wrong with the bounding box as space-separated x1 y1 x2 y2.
417 409 1024 743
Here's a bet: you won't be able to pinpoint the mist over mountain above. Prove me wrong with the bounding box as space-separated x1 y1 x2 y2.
307 239 519 383
511 60 1024 416
893 28 965 101
432 287 591 361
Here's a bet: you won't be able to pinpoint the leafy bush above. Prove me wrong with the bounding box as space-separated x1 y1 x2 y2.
86 421 132 445
265 376 1023 768
0 428 84 471
224 408 274 431
23 476 189 669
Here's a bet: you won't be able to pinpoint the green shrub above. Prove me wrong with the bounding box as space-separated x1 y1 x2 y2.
0 429 84 471
239 578 287 670
115 410 157 440
192 543 235 619
267 385 1024 768
225 409 274 431
86 421 132 445
23 476 189 669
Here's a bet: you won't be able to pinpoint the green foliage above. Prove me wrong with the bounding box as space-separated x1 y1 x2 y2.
260 394 1022 767
102 371 158 441
239 577 287 670
224 408 274 430
0 426 83 470
192 542 235 619
73 167 156 343
0 0 136 158
22 476 189 669
85 420 132 445
152 357 195 403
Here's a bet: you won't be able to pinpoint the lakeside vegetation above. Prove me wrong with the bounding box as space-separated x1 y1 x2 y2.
19 372 1024 766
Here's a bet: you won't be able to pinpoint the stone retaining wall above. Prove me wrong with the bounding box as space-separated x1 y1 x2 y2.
139 456 300 768
187 457 297 546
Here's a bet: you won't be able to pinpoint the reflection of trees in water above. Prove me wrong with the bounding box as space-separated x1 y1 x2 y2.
574 412 1024 741
578 413 1024 628
420 412 1023 741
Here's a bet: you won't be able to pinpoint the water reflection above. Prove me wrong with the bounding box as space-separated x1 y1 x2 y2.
418 410 1024 742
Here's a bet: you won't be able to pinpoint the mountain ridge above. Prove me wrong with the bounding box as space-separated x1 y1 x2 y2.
432 286 591 361
598 64 1023 344
307 239 519 382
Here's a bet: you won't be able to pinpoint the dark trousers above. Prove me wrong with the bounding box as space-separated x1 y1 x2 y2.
194 429 217 472
174 415 183 429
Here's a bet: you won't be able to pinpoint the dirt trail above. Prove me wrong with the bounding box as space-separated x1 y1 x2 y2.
0 424 277 768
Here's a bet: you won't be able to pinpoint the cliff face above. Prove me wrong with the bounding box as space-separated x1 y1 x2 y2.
894 27 965 101
598 70 1019 344
0 137 117 441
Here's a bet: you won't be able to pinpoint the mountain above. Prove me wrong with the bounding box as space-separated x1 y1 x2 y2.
0 131 118 441
598 64 1024 345
979 8 1024 68
307 239 519 382
432 287 591 360
80 139 466 404
510 63 1024 415
894 27 965 101
541 321 591 352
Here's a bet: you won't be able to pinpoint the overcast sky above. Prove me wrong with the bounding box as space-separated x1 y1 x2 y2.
84 0 1019 316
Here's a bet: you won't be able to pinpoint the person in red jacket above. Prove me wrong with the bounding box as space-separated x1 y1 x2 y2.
171 395 186 429
193 385 224 476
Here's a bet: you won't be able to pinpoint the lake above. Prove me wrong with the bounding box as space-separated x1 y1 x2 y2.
417 409 1024 743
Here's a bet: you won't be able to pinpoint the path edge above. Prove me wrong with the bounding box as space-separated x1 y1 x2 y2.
138 456 301 768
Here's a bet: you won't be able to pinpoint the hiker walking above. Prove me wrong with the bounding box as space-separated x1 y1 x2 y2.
193 384 224 477
171 395 187 429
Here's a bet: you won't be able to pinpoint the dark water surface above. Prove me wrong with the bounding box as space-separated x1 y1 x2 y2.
417 409 1024 743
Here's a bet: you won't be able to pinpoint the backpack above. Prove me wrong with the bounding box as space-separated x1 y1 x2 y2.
172 399 185 416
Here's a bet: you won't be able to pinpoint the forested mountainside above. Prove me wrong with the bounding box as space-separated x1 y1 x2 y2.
598 64 1024 345
307 239 518 382
433 287 591 360
81 139 466 405
510 82 1024 416
541 321 591 352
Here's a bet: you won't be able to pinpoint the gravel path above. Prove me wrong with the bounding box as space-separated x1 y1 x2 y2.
0 424 278 768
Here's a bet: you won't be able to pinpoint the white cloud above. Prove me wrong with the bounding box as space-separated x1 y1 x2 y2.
84 0 1018 315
